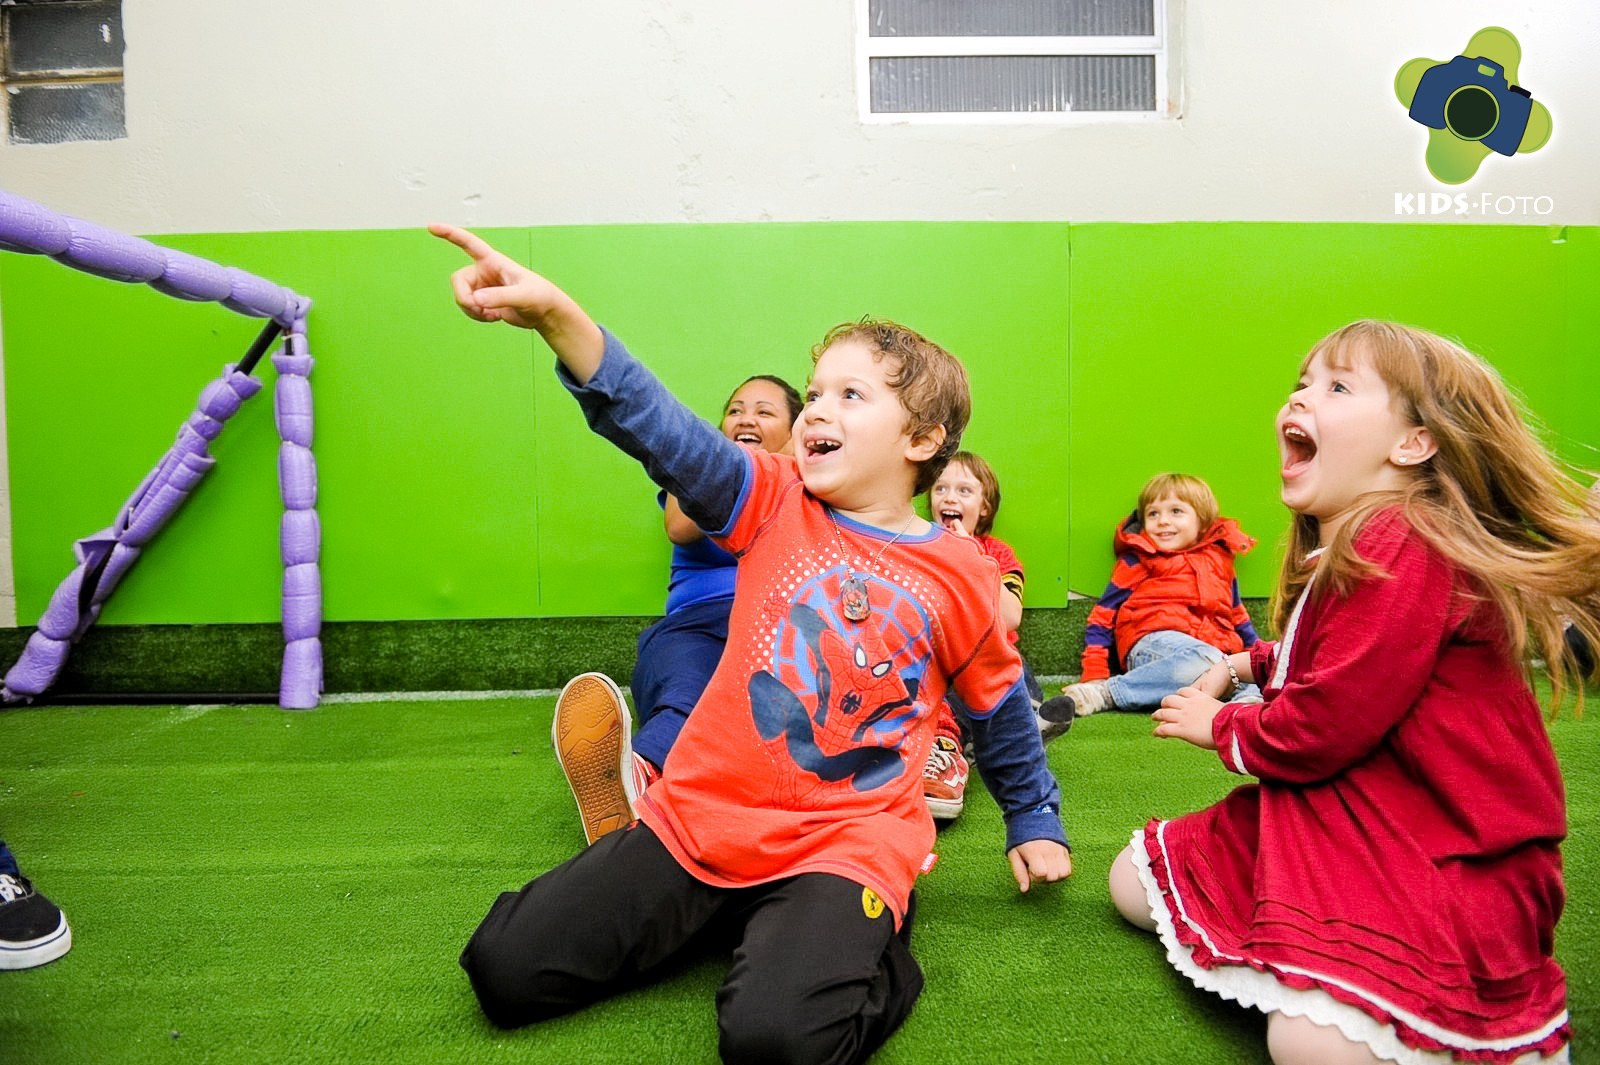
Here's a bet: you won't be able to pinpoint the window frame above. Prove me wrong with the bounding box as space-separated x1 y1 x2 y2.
0 0 127 145
855 0 1181 124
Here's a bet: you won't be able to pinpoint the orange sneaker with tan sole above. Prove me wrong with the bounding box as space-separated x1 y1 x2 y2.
552 672 641 845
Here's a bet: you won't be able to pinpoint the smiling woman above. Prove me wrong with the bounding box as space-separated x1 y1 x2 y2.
601 373 804 793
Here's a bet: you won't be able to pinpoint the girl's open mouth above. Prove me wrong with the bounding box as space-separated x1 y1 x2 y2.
1281 422 1316 477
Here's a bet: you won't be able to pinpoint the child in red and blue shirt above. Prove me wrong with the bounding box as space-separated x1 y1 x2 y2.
432 224 1070 1064
1040 473 1258 731
921 451 1045 821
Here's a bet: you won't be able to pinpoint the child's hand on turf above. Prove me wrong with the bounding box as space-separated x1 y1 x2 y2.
1151 686 1223 750
1008 839 1072 892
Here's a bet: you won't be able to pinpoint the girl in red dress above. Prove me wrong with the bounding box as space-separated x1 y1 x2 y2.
1109 320 1600 1064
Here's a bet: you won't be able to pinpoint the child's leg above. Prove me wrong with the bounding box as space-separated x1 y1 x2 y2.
1104 631 1223 711
459 823 724 1029
1021 659 1044 706
716 875 923 1065
629 599 731 770
1266 1013 1384 1065
1108 845 1157 932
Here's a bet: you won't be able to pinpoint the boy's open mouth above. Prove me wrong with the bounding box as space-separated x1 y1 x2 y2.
1281 422 1317 476
805 436 841 457
938 508 964 524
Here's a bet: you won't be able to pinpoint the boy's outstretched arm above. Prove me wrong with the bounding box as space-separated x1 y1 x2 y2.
431 223 747 534
430 223 605 384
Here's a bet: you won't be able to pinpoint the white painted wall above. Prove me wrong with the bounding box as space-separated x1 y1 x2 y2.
0 0 1593 233
0 1 1595 634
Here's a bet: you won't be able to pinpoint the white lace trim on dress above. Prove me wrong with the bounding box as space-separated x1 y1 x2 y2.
1129 826 1569 1065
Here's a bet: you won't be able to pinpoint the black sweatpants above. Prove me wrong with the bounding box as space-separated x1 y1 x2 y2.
460 822 923 1065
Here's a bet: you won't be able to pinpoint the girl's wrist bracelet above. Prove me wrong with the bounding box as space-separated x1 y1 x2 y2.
1221 657 1242 698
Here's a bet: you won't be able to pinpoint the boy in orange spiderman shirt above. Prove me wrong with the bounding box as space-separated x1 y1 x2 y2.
431 223 1070 1065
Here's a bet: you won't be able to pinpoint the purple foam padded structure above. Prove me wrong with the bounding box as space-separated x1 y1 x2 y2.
0 195 70 256
0 188 320 708
3 366 260 700
274 373 313 447
0 189 301 323
54 218 167 283
280 509 320 567
273 327 321 709
150 249 234 302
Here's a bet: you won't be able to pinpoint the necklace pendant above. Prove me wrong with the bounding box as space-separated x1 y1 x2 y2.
841 575 871 622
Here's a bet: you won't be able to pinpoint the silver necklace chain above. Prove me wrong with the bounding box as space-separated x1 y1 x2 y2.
827 508 915 621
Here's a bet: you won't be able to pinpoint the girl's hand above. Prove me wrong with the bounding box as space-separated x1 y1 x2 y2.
1152 687 1223 750
1193 660 1234 700
1008 840 1072 892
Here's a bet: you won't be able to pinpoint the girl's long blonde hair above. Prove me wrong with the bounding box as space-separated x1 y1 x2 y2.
1271 320 1600 709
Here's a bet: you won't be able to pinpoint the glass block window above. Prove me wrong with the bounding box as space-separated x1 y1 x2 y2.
859 0 1174 121
1 0 126 144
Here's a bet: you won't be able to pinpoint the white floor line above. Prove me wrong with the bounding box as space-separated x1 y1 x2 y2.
319 689 561 703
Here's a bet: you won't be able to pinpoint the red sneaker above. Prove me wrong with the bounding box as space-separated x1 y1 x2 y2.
922 734 969 821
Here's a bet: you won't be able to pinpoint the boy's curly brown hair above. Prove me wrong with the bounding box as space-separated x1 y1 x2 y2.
811 318 970 494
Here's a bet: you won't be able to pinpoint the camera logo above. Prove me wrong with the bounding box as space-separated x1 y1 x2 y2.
1394 27 1551 184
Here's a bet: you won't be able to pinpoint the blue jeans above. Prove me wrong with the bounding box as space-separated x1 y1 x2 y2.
1103 630 1260 712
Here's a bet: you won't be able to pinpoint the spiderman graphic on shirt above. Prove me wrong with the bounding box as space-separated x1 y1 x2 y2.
747 567 933 797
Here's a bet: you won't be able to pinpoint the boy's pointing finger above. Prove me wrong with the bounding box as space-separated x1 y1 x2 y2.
428 222 496 261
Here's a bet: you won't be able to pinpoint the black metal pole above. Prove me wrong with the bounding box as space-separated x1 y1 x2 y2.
236 320 285 377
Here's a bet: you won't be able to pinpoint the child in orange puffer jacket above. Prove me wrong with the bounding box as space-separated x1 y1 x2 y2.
1040 473 1259 730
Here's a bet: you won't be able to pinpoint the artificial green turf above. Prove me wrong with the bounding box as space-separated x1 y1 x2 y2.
0 694 1592 1064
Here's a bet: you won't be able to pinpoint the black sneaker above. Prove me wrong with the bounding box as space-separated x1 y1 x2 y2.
1037 696 1076 742
0 873 72 970
1038 694 1076 723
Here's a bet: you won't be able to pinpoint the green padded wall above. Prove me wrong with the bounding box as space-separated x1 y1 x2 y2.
2 222 1072 623
3 228 542 625
3 222 1595 627
515 222 1072 615
1065 222 1598 594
